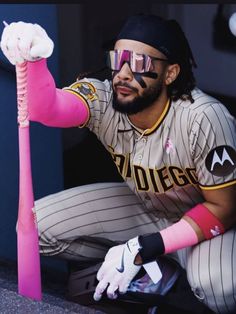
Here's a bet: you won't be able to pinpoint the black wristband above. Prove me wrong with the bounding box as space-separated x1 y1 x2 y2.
138 232 165 264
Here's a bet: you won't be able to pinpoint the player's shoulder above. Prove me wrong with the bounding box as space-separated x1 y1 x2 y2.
67 78 112 94
174 87 231 117
191 87 222 107
63 78 113 106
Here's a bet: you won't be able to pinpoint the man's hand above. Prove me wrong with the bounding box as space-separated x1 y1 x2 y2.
93 237 142 301
0 21 54 65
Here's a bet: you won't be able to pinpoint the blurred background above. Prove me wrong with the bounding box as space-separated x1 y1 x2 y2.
0 3 235 268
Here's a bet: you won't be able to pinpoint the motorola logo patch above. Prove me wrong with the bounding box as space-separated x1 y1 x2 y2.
205 145 236 176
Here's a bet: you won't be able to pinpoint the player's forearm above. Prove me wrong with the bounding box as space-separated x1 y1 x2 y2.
134 202 230 265
180 200 235 245
27 59 89 127
135 218 199 265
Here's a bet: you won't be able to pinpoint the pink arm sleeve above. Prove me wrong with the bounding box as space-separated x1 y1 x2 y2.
160 219 198 254
27 59 89 127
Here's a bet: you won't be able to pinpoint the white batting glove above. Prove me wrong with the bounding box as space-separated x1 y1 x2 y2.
93 237 142 301
0 21 54 65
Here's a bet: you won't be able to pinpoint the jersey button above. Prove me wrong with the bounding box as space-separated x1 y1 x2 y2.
138 155 143 160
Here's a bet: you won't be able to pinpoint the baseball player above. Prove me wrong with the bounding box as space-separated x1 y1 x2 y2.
1 14 236 314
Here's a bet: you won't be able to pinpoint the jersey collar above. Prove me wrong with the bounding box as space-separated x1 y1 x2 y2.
127 98 171 136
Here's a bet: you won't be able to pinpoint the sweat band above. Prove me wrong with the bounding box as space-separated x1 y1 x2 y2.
185 204 225 239
138 218 198 263
27 59 89 127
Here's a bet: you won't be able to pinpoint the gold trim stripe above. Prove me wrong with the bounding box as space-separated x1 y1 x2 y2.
145 98 170 134
200 180 236 190
128 98 171 135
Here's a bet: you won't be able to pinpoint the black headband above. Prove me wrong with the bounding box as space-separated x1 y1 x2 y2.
117 14 197 67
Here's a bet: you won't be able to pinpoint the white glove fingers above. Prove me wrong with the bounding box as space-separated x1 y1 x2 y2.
93 291 102 302
34 23 48 36
106 282 119 299
6 35 25 64
4 32 17 52
94 239 142 301
0 45 16 65
30 37 53 58
18 36 35 61
31 23 53 58
93 280 109 301
107 290 118 300
96 267 104 282
96 261 108 281
11 23 32 52
1 22 19 49
119 280 130 294
0 21 54 64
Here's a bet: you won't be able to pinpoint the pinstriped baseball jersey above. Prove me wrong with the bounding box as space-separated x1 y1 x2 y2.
64 79 236 222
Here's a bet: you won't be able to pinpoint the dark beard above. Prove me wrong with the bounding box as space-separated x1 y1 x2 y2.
112 82 163 115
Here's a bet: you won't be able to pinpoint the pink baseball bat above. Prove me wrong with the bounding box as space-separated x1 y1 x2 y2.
16 62 42 300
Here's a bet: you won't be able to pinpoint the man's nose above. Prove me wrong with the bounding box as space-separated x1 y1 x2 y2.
116 62 133 80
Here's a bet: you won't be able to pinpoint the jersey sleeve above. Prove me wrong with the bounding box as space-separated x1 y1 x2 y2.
63 78 113 132
190 102 236 190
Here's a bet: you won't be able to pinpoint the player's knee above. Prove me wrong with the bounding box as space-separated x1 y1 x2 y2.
37 225 67 256
191 273 236 314
32 203 58 254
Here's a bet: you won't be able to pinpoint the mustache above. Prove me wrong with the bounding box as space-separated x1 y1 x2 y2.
114 82 138 93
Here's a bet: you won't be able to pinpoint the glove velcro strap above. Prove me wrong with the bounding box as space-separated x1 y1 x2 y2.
138 233 165 264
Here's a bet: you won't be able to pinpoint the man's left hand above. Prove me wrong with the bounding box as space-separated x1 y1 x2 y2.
93 237 142 301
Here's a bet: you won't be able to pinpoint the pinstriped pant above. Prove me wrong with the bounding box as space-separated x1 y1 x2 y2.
35 182 236 314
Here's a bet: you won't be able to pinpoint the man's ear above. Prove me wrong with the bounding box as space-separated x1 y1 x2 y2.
165 64 180 85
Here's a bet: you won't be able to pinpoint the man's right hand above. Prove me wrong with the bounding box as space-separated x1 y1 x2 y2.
0 21 54 65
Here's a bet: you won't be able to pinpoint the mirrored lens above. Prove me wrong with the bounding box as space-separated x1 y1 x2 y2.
106 50 153 73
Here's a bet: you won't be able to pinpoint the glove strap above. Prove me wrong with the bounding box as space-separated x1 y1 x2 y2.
128 237 162 284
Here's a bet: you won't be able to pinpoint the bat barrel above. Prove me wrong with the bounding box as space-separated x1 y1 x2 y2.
16 63 42 300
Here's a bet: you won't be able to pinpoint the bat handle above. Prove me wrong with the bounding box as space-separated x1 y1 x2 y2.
16 62 29 128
